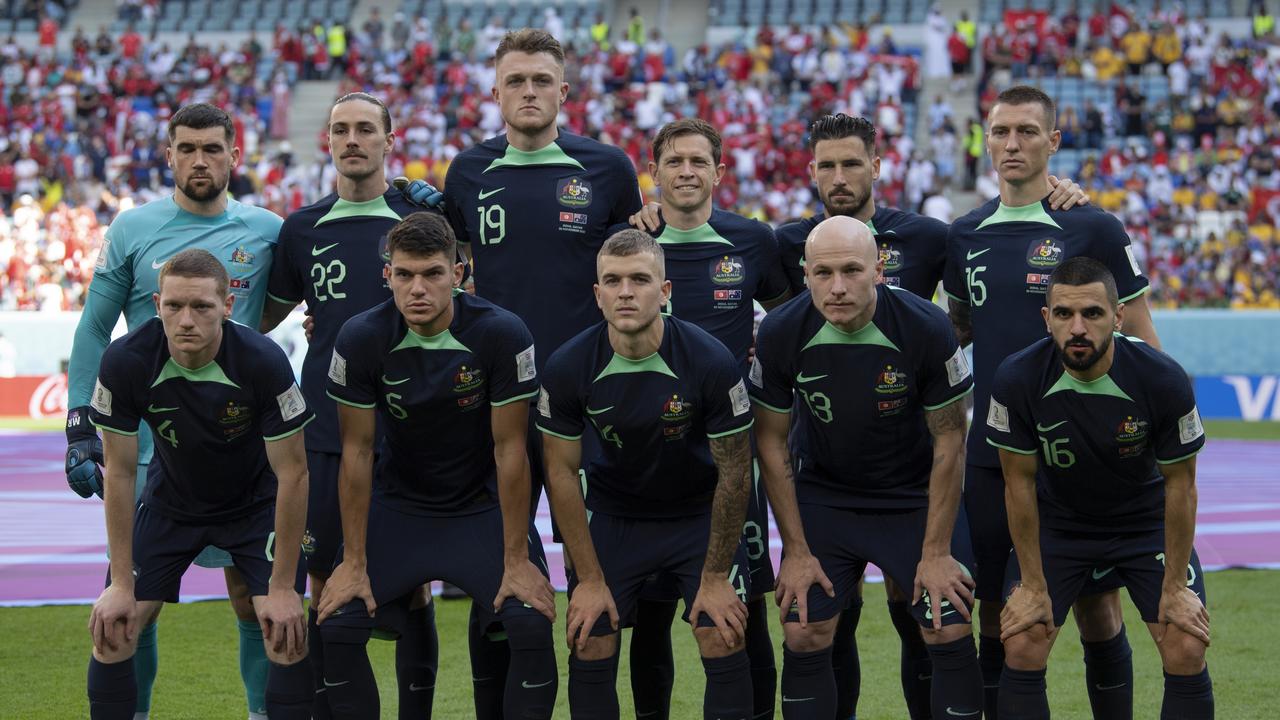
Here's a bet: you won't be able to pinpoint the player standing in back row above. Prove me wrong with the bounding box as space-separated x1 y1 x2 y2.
260 92 441 720
943 85 1160 719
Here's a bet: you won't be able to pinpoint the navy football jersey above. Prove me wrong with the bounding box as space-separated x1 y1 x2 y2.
536 316 754 519
986 335 1205 532
750 285 973 510
444 132 643 366
326 292 538 516
607 209 789 369
943 198 1149 469
88 318 313 523
776 207 948 299
267 188 431 454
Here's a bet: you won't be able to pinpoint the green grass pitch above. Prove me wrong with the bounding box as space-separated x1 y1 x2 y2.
1 569 1277 717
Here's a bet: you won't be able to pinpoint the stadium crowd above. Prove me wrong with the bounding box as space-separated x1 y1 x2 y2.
2 2 1278 311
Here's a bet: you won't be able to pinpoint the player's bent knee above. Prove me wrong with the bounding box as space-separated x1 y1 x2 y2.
781 617 837 653
1073 591 1124 641
92 641 138 665
693 626 743 658
503 613 554 651
1154 625 1207 675
1003 628 1052 670
574 632 619 661
921 621 973 645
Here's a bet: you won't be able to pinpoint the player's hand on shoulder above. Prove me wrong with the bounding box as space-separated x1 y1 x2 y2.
259 586 307 661
401 179 445 210
629 201 663 232
495 559 556 622
565 578 617 653
774 551 834 627
316 560 375 623
1158 585 1211 646
1046 175 1091 210
913 554 976 630
1000 582 1054 640
89 584 137 654
302 312 315 342
691 573 749 650
65 406 105 499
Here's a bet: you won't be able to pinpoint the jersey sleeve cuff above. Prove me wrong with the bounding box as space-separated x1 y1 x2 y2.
1118 285 1149 303
924 385 973 411
491 389 539 407
986 437 1037 455
749 396 793 414
706 419 754 439
91 419 139 436
1156 447 1203 465
267 292 302 305
536 424 582 441
264 414 315 442
942 288 968 303
326 391 376 409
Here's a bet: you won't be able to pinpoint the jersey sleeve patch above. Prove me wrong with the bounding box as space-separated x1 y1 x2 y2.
94 238 110 270
749 357 764 388
986 397 1010 433
516 344 536 383
276 383 307 422
1178 406 1204 445
946 346 972 387
1124 244 1142 277
90 380 113 416
328 350 347 387
537 388 552 418
730 378 751 417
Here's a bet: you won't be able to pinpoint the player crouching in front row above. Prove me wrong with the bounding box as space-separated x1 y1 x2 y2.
87 249 313 719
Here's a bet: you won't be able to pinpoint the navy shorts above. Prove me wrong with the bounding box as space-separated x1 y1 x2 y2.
325 499 551 631
568 511 751 636
1003 526 1208 626
303 450 342 577
110 502 306 602
965 463 1123 601
787 504 976 629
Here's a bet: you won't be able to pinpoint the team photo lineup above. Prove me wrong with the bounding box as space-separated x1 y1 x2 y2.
12 0 1277 717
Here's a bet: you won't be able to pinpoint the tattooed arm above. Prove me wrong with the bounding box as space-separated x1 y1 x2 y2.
948 298 973 348
689 428 753 649
914 398 975 629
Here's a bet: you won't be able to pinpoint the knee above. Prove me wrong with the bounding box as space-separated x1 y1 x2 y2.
92 642 137 665
782 618 836 654
694 626 743 658
1157 626 1207 675
1003 627 1052 671
1073 591 1124 641
922 622 973 646
503 613 554 651
574 632 618 662
230 593 258 622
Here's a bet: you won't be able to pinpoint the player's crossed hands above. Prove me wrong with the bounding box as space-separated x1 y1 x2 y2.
258 586 307 662
565 578 618 653
317 559 376 623
1000 582 1056 641
691 572 749 650
89 584 138 655
495 559 556 622
774 550 835 627
1158 585 1211 646
913 554 976 631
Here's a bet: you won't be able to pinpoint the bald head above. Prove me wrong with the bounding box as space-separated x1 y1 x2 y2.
803 215 883 332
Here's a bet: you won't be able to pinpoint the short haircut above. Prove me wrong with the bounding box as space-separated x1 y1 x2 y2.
1047 257 1118 308
332 92 393 134
652 118 723 165
807 113 877 153
168 103 235 145
599 228 665 277
158 248 229 297
993 85 1058 130
386 212 457 262
495 28 565 68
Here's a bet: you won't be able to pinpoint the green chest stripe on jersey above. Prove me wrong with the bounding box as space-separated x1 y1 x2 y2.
392 327 472 354
656 223 735 247
314 195 402 227
484 142 587 173
801 321 900 353
975 200 1063 231
593 352 678 382
1043 371 1133 402
150 358 241 389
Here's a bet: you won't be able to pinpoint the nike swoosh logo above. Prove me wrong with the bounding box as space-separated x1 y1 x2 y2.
795 372 827 383
147 405 178 413
472 676 494 682
1095 682 1128 691
521 679 553 689
946 708 981 717
323 679 350 687
382 375 410 385
151 258 169 269
966 248 992 260
586 406 613 415
312 242 339 256
1092 567 1115 580
1036 420 1068 432
917 674 933 680
478 187 505 200
409 683 434 692
638 712 660 718
782 696 816 703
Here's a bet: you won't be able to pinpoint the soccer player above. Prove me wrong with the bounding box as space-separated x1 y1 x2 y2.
314 212 558 719
65 103 283 720
943 85 1161 718
607 117 790 720
775 113 1088 720
259 91 441 718
85 249 312 720
538 230 756 718
752 216 982 719
987 257 1212 719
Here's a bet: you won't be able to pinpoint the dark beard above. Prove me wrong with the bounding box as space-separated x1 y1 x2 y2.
822 186 872 218
179 176 227 203
1060 332 1112 372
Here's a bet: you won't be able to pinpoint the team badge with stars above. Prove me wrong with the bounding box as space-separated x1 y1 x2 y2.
452 365 485 393
1115 415 1150 457
874 365 909 395
1026 238 1064 268
217 401 253 440
556 177 593 208
709 255 745 285
230 246 255 266
878 242 903 272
